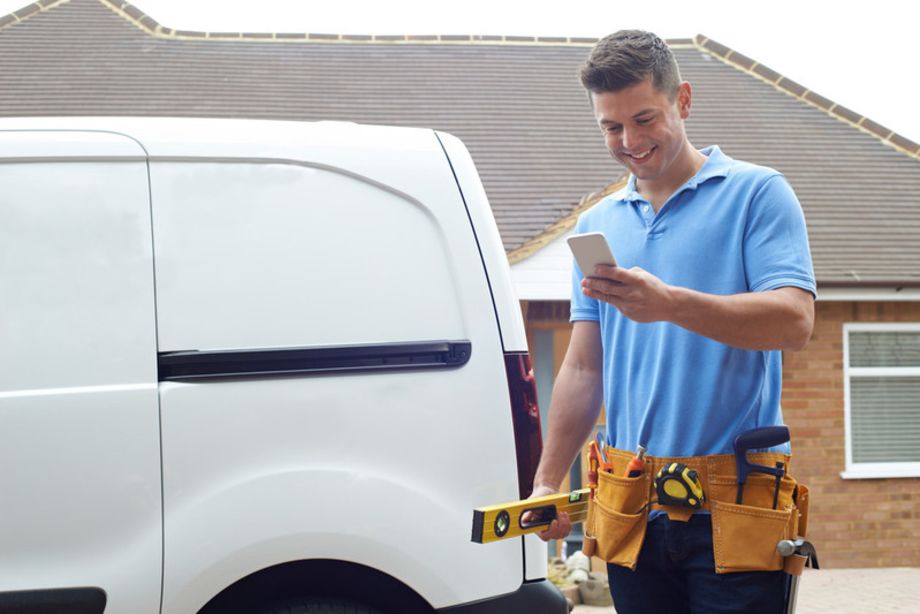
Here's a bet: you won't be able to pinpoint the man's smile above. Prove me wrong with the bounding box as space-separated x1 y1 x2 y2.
621 145 657 163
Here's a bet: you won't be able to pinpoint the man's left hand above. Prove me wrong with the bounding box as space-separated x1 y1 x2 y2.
581 265 674 323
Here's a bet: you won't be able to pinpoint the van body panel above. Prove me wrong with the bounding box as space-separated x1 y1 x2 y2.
159 371 523 610
435 132 528 353
0 144 161 614
149 159 468 352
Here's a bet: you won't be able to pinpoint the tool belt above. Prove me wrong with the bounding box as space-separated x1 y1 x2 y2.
584 447 811 574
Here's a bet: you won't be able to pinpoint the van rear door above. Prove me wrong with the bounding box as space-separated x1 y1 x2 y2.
0 131 162 614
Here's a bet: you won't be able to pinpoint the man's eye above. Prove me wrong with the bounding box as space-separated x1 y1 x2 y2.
604 125 621 133
636 118 652 125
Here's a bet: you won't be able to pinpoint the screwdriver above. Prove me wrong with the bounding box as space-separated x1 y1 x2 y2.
625 445 647 478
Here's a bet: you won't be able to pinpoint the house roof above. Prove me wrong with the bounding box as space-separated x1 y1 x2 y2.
2 0 919 287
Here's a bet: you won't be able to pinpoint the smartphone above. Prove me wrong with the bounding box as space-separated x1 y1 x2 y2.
566 232 617 278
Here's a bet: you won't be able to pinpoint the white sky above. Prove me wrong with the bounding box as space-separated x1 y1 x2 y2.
2 0 919 143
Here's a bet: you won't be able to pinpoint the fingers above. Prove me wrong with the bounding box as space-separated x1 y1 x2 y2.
593 264 638 281
581 277 628 302
536 512 572 541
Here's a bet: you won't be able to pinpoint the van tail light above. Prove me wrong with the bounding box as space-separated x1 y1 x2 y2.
504 352 544 499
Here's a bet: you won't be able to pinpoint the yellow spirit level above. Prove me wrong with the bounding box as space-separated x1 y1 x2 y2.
471 488 590 544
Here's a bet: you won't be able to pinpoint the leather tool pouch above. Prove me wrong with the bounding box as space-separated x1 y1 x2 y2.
708 471 804 574
585 470 650 570
584 449 810 575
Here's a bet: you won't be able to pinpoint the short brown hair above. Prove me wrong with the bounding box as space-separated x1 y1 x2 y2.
580 30 682 99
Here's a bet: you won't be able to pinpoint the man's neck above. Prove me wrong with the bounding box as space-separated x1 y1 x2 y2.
637 144 707 211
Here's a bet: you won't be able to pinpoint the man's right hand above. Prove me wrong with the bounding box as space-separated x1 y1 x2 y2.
525 485 573 542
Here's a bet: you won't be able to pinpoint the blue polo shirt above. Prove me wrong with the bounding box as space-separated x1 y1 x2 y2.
570 146 816 456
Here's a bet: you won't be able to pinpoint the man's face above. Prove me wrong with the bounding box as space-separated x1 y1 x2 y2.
592 78 692 185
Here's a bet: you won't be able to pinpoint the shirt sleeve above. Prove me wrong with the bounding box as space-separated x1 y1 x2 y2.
569 217 601 322
743 174 817 298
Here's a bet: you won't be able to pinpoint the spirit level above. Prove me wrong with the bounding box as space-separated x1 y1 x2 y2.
471 488 590 544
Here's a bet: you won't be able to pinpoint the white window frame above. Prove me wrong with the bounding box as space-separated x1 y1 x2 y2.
842 322 920 479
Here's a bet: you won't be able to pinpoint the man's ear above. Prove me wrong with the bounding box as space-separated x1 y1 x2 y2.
677 81 692 119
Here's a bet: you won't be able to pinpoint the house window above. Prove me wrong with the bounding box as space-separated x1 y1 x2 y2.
843 323 920 479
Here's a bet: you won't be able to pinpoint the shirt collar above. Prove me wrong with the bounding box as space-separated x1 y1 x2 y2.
621 145 731 203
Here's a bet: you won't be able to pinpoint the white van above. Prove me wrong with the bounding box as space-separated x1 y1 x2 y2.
0 118 566 614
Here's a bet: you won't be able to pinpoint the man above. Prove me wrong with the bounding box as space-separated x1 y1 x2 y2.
530 30 815 613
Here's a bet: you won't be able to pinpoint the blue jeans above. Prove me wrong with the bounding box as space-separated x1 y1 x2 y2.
607 514 786 614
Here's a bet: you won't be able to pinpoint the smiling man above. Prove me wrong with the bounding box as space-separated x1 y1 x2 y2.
529 30 816 613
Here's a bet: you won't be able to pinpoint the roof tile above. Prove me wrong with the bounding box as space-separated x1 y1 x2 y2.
777 77 807 97
174 29 206 38
833 104 862 124
889 133 920 154
123 4 145 21
804 90 834 110
726 51 755 70
752 63 781 83
138 15 158 30
860 117 892 139
700 37 730 57
13 4 40 19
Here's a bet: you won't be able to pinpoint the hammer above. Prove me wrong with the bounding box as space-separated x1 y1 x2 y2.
777 538 820 614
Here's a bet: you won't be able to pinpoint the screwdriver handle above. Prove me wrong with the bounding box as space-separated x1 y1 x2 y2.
625 445 647 478
588 441 600 499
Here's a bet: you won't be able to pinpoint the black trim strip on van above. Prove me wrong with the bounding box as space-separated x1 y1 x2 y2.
158 340 472 382
0 587 106 614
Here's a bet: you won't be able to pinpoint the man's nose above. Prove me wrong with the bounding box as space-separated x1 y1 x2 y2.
620 126 634 150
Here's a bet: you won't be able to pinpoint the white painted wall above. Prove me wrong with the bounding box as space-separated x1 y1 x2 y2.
510 231 576 301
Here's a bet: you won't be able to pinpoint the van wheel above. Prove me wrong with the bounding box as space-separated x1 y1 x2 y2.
260 598 381 614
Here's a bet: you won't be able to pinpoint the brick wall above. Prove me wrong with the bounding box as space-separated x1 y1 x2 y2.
783 301 920 568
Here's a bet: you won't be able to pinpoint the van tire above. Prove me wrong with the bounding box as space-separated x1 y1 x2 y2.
260 598 380 614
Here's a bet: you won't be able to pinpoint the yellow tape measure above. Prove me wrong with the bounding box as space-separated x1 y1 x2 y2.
655 463 704 508
471 488 591 544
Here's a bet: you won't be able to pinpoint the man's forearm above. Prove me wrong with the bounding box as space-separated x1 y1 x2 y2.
667 285 814 351
582 267 814 352
532 362 603 492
